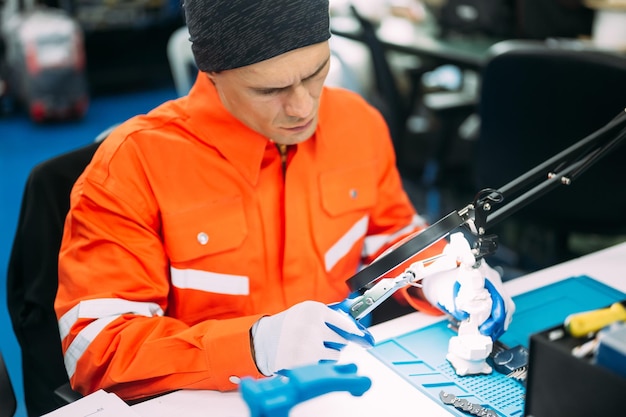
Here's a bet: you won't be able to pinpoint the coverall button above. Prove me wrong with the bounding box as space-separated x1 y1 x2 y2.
349 188 358 199
228 375 241 384
197 232 209 245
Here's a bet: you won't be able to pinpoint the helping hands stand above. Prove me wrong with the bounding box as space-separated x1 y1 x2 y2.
340 109 626 375
344 109 626 310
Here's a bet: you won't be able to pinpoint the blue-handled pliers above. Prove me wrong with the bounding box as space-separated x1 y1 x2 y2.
330 253 455 320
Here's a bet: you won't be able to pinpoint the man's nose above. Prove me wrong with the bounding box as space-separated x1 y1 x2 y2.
284 85 313 118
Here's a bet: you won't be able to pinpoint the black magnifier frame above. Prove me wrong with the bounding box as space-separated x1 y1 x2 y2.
346 109 626 293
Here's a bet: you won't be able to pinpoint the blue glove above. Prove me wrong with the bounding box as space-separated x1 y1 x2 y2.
422 261 515 341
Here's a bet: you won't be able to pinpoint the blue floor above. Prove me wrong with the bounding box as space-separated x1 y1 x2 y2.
0 86 177 417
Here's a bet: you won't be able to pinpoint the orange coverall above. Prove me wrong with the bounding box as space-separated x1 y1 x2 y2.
55 74 443 400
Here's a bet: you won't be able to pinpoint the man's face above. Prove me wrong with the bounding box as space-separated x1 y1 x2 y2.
207 41 331 145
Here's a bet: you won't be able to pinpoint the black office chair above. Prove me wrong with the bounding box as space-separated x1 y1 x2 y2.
6 141 101 416
474 40 626 270
0 350 17 417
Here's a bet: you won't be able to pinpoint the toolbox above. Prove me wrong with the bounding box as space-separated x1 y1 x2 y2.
524 305 626 417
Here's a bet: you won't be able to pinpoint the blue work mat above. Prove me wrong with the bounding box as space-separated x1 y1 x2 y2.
369 275 626 417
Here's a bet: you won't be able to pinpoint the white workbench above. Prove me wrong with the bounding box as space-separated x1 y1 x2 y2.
131 242 626 417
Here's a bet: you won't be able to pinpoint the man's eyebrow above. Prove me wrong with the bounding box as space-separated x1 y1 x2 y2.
251 56 330 93
302 56 330 82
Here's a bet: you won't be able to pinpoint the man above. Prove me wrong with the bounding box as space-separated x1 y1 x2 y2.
55 0 513 402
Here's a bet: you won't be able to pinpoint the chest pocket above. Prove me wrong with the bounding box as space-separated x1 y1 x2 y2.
162 196 247 263
319 164 376 216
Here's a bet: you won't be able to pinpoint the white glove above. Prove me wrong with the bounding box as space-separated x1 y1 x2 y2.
251 300 374 376
422 259 515 341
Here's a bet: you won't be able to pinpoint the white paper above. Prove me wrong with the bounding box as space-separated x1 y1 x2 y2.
41 389 142 417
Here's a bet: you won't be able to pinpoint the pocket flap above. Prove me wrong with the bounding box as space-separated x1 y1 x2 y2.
320 165 376 216
163 197 247 262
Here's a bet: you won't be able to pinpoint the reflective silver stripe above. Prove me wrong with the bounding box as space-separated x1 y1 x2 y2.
325 215 369 271
362 214 428 258
58 298 164 340
171 267 250 295
64 315 119 378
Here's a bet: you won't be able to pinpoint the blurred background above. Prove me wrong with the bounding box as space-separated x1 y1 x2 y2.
1 1 625 416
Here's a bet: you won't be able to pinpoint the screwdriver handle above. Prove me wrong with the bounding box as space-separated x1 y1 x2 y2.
565 302 626 337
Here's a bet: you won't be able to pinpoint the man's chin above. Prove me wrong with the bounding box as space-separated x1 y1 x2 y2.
275 125 317 145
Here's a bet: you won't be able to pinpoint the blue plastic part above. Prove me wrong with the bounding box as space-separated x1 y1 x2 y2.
324 320 375 348
596 324 626 379
239 363 372 417
328 296 376 347
329 291 364 321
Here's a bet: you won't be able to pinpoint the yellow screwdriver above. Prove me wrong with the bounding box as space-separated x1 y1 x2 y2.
565 302 626 337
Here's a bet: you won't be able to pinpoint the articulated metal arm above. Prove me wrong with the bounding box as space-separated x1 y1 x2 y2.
342 109 626 317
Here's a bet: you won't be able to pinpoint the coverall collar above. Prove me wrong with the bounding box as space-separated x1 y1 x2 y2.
185 73 320 185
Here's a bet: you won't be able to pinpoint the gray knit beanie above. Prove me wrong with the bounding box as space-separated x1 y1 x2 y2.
184 0 331 72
